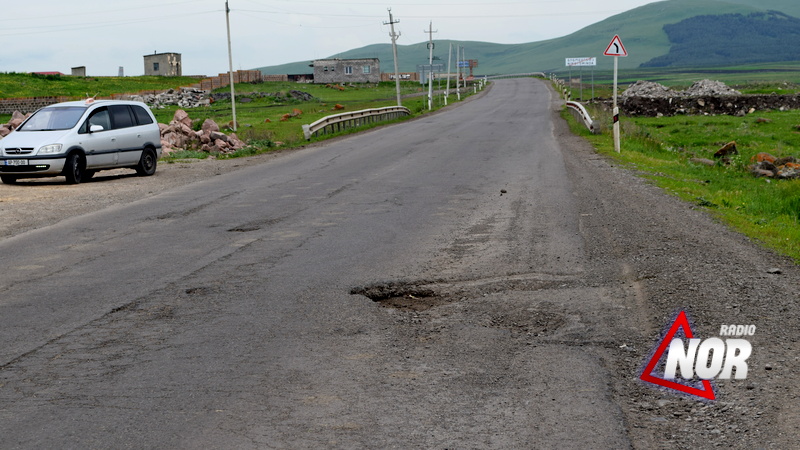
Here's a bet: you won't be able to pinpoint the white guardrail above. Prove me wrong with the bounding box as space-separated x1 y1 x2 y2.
302 106 411 140
551 73 600 134
566 101 600 134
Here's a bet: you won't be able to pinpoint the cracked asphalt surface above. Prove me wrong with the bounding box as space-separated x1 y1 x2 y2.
1 78 799 448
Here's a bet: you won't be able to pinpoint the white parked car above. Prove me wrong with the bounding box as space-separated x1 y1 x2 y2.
0 99 162 184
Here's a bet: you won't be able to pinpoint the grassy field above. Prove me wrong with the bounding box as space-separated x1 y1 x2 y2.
0 73 199 98
564 102 800 263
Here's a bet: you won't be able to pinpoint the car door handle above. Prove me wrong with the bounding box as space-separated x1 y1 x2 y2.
111 138 116 142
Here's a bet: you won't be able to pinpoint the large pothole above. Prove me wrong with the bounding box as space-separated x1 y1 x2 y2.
351 273 582 312
349 281 453 311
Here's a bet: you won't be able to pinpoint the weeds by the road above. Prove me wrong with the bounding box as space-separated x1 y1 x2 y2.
564 106 800 263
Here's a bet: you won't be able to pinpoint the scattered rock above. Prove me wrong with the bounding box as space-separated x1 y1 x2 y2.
750 166 776 178
201 118 220 134
753 152 777 164
689 158 716 167
777 162 800 179
714 141 738 158
748 152 800 179
767 268 782 275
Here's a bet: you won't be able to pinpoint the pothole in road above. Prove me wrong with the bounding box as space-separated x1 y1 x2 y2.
351 273 582 312
349 281 453 311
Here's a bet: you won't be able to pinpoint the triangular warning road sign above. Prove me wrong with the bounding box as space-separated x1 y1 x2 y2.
639 310 716 400
604 35 628 57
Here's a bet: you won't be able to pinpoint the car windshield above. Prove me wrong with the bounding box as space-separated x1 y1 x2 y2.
18 106 87 131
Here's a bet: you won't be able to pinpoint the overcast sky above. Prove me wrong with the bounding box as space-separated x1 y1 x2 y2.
2 0 660 77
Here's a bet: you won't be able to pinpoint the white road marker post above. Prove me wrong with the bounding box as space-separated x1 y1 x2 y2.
603 35 627 153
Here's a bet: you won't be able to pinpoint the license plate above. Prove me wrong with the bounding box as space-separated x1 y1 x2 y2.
4 159 28 166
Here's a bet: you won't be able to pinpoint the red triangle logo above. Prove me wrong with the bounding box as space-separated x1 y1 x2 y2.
639 311 716 400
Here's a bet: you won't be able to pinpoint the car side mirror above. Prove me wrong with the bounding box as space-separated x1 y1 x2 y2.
89 124 104 133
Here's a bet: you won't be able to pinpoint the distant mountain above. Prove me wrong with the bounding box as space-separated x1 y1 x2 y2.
642 11 800 67
256 0 800 75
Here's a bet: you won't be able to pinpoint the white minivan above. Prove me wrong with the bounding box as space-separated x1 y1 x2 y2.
0 99 162 184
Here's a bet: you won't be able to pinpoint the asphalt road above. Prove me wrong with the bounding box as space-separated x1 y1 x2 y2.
1 79 799 449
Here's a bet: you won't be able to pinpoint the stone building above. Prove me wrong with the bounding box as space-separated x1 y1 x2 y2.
144 52 182 76
312 58 380 84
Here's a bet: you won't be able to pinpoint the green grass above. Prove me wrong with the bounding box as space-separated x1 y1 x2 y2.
563 103 800 263
0 72 200 98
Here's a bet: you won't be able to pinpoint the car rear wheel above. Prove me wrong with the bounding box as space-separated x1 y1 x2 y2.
135 148 157 176
1 175 19 184
63 152 85 184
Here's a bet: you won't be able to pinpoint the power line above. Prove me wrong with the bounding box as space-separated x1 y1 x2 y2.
0 10 218 36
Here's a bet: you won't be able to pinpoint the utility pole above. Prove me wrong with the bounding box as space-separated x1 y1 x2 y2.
225 0 237 131
385 9 402 107
445 42 452 105
424 21 437 110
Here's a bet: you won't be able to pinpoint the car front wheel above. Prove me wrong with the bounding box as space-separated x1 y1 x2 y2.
63 153 85 184
1 175 19 184
135 148 157 176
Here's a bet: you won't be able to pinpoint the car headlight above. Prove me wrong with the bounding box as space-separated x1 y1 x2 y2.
39 144 63 155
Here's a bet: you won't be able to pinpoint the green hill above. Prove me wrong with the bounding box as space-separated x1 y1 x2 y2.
256 0 800 76
642 11 800 67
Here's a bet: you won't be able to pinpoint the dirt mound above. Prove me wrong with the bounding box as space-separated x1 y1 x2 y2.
683 79 741 96
622 79 741 100
621 81 675 100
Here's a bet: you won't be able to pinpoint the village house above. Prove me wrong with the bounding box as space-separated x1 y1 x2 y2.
144 52 182 77
312 58 380 84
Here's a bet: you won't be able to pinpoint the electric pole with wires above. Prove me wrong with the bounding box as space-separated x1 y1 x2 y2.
385 9 402 107
424 21 437 110
225 0 237 131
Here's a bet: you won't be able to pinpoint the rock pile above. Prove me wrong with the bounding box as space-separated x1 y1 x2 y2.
622 79 741 100
621 81 674 99
130 88 211 109
684 79 741 97
159 109 246 155
749 152 800 179
0 111 29 138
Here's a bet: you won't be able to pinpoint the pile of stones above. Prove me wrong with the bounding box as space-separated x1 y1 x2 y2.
159 109 246 155
0 112 29 138
622 79 741 100
129 88 211 109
